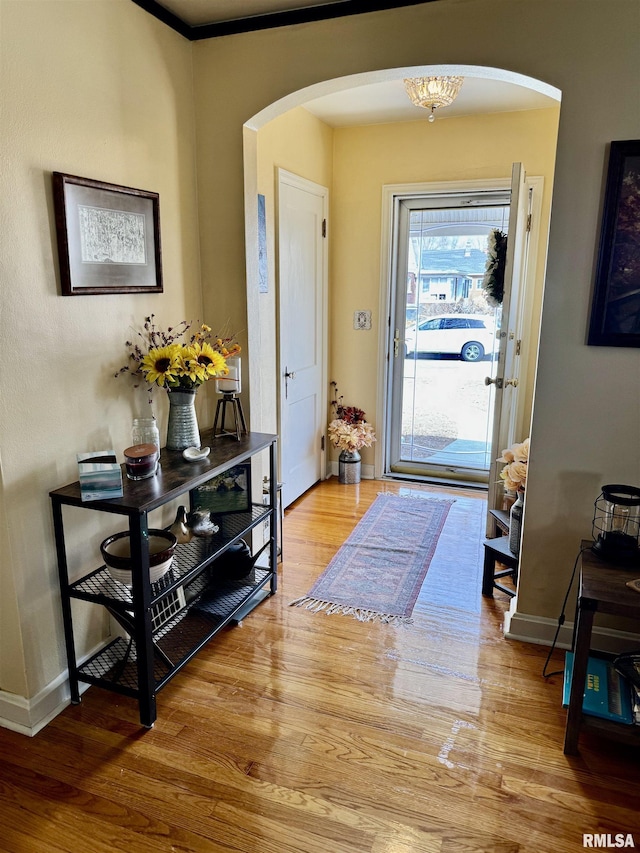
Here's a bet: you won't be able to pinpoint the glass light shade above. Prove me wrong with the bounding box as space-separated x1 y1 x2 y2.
403 76 464 112
592 484 640 565
216 356 241 394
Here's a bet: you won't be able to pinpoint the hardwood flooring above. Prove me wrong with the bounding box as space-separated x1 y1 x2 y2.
1 477 639 852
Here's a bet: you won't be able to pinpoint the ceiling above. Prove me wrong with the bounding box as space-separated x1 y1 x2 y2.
304 76 559 128
157 0 350 26
132 1 560 126
132 0 435 38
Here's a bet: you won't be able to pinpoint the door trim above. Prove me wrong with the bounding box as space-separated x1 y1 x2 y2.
276 168 329 501
377 177 544 482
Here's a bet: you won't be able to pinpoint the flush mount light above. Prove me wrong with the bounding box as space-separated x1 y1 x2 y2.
403 76 464 122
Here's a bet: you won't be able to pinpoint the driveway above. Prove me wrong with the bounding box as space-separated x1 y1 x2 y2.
401 356 494 467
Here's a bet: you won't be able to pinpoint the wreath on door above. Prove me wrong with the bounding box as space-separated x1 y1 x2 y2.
482 229 508 306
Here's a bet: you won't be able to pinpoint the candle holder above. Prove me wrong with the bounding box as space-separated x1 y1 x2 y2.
212 357 247 440
592 484 640 566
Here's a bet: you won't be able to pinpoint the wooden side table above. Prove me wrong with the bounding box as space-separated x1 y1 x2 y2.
563 542 640 754
482 509 518 597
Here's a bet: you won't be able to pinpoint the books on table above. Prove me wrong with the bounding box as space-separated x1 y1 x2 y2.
563 652 634 725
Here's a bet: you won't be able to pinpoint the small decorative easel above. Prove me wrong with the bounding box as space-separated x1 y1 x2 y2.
212 357 247 441
213 392 247 440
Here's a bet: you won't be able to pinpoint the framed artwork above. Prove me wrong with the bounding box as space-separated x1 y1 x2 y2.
52 172 162 295
192 464 251 516
588 140 640 347
258 193 268 293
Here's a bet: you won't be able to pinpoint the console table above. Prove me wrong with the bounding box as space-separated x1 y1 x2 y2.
563 542 640 754
50 432 278 728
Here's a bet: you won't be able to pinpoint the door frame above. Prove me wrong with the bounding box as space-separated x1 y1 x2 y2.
377 176 544 482
276 168 329 502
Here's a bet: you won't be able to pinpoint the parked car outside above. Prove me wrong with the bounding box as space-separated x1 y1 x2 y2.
405 314 496 362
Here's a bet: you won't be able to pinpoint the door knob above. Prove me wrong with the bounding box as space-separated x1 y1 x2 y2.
284 367 296 400
484 376 504 388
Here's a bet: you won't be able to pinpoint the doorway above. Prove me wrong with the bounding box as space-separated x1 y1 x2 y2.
277 169 328 508
387 189 510 485
243 67 560 502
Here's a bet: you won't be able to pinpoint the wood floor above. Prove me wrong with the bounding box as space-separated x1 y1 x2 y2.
1 477 639 852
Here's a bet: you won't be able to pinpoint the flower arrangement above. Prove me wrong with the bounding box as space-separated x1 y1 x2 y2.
482 228 508 307
498 437 529 492
328 384 376 453
116 315 240 401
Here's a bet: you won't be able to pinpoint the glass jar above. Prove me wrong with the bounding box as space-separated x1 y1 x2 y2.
132 417 160 453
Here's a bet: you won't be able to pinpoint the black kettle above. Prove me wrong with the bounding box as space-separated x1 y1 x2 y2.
212 540 271 581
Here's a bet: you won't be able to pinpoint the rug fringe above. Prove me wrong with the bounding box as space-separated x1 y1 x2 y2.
378 490 455 505
289 596 413 625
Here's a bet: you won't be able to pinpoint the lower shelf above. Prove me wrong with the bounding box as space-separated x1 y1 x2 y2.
77 567 272 696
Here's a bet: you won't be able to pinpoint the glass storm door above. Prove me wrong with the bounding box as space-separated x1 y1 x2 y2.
386 189 511 486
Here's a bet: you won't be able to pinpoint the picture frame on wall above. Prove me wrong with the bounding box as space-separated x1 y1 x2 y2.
52 172 163 295
588 140 640 347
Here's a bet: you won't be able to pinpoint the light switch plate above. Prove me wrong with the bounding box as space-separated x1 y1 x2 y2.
354 310 372 330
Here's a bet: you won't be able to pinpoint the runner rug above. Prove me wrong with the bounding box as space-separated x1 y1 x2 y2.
290 493 454 625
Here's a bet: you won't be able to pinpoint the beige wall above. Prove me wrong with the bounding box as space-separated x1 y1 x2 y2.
193 0 640 630
0 0 200 702
330 108 560 468
2 0 640 726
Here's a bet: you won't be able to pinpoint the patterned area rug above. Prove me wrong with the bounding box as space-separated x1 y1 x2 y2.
290 493 454 624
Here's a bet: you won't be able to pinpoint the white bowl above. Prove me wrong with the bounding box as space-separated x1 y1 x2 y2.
100 529 177 586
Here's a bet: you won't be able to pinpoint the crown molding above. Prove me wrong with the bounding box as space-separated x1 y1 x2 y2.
132 0 439 40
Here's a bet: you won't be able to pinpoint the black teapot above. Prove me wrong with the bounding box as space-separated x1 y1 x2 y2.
212 540 270 581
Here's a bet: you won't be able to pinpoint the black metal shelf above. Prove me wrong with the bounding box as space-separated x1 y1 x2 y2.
76 568 271 695
69 504 271 610
51 432 278 727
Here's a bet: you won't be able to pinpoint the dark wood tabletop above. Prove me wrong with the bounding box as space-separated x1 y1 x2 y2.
579 540 640 619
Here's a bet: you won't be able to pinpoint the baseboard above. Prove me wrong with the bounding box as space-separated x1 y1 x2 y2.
0 648 96 736
0 679 71 737
504 600 640 653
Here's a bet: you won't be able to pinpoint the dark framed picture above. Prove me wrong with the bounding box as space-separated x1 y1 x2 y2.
588 140 640 347
52 172 162 296
192 464 251 516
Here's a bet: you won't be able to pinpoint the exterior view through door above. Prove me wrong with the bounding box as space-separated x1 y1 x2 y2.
387 185 514 485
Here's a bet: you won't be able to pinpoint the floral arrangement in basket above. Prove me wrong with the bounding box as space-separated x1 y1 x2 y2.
116 315 240 402
498 437 529 492
482 228 508 307
328 383 376 453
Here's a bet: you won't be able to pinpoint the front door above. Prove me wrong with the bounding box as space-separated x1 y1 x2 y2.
485 163 531 531
277 169 328 508
386 186 510 484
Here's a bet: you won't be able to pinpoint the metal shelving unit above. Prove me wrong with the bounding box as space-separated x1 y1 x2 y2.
50 432 278 727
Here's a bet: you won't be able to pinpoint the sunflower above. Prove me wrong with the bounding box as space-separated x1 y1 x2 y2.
182 342 227 383
140 345 181 387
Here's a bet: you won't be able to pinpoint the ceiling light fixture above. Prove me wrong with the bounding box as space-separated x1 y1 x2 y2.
403 76 464 122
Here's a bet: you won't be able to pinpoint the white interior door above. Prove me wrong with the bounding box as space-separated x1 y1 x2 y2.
486 162 531 531
277 170 327 508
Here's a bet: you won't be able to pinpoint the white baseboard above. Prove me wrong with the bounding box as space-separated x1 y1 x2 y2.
504 599 640 653
0 678 72 737
0 648 96 737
